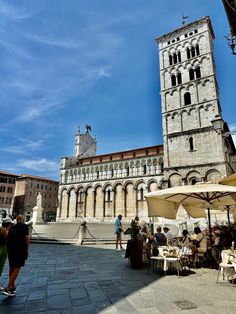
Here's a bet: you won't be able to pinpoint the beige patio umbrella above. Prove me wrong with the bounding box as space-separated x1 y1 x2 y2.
220 173 236 186
219 173 236 225
145 183 236 246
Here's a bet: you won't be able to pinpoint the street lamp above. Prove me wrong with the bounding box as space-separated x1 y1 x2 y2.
211 115 235 137
211 115 224 134
222 0 236 54
225 33 236 55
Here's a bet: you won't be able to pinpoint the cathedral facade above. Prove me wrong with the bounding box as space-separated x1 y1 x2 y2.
57 129 164 222
57 16 236 222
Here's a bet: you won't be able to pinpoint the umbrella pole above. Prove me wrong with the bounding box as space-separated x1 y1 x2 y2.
226 206 231 227
207 208 212 248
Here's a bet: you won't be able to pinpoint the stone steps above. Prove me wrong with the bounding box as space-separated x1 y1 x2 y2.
30 236 127 245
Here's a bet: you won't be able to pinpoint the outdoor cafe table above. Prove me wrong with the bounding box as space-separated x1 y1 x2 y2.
149 246 194 275
221 249 236 266
157 246 182 275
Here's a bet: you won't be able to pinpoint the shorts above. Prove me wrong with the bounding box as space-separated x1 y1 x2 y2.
8 252 26 267
116 233 122 240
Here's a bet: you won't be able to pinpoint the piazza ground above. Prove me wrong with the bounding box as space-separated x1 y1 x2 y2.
0 224 236 313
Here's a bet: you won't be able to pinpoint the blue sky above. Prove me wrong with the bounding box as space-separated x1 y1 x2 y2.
0 0 236 180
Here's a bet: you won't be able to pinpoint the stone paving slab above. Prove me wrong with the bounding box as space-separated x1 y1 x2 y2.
0 243 236 313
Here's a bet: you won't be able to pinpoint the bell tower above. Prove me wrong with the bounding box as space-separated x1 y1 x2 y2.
157 16 235 186
75 125 97 158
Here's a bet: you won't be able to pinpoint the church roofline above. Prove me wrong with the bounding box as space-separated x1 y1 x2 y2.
156 16 215 43
74 144 163 166
80 144 163 159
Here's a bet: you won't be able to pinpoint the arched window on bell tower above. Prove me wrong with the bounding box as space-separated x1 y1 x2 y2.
173 53 177 64
186 47 191 59
177 72 182 84
191 46 195 57
178 51 181 62
189 69 194 81
169 55 173 65
196 44 200 56
184 92 191 105
189 137 194 151
195 66 201 79
171 75 176 86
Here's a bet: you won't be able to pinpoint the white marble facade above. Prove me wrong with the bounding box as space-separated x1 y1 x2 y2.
57 145 164 222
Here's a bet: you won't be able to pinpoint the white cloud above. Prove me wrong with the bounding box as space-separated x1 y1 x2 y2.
0 137 45 154
17 158 58 172
0 0 43 20
13 98 63 123
98 68 111 78
0 146 26 154
3 158 59 180
24 33 81 49
17 107 42 122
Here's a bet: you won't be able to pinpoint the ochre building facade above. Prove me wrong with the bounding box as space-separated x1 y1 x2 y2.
0 170 18 214
13 174 59 222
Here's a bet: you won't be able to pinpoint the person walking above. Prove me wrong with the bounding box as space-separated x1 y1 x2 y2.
2 214 29 297
115 214 123 250
0 217 12 291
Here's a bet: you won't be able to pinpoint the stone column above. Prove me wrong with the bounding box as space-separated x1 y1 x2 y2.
102 189 106 218
66 192 70 218
134 186 138 217
56 193 62 220
75 191 79 218
84 191 87 218
93 190 96 218
113 188 116 217
123 187 127 218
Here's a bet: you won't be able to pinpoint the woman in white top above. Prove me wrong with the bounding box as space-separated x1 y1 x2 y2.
179 229 191 248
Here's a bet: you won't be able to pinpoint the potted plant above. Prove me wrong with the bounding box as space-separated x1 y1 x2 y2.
125 220 143 269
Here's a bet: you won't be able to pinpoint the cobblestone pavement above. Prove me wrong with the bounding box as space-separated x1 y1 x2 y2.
0 242 236 313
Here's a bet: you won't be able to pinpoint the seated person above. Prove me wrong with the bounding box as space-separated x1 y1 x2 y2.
139 221 151 261
212 226 221 248
131 216 140 228
220 225 232 249
163 227 174 246
151 226 167 256
191 227 208 254
179 229 191 248
154 226 167 246
139 221 151 242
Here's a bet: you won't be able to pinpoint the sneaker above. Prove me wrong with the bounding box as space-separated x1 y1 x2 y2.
11 287 16 294
0 287 4 291
2 288 15 297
